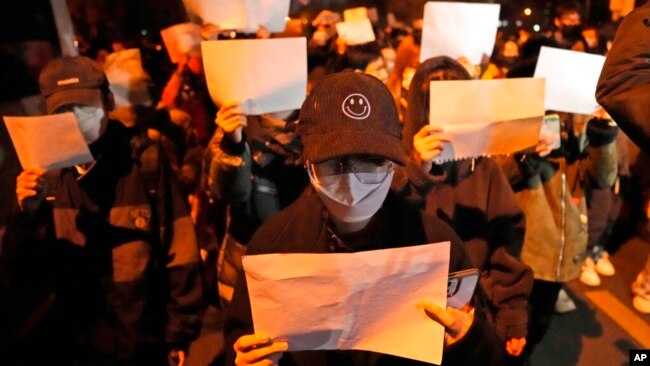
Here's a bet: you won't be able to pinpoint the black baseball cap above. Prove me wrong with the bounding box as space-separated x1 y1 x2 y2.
297 71 408 165
39 56 109 114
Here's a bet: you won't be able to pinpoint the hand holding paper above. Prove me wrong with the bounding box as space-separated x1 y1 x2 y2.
233 333 287 366
421 302 474 346
412 125 451 171
16 167 46 214
215 102 247 143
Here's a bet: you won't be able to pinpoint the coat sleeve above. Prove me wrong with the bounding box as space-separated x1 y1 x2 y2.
596 3 650 154
421 214 506 366
482 161 533 340
203 128 253 205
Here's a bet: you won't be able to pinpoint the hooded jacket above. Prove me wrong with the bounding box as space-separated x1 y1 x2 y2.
395 56 533 341
224 191 505 366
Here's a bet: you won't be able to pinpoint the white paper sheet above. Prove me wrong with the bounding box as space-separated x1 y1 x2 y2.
103 49 152 108
336 19 376 46
191 0 290 33
243 242 450 365
420 2 500 65
534 46 605 115
429 78 545 162
202 38 307 115
257 0 291 33
161 23 202 63
3 113 93 171
343 7 368 22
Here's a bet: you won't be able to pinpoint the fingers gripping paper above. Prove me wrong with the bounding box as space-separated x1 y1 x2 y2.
3 113 93 171
421 2 500 65
534 46 606 115
243 242 450 365
429 78 545 162
202 38 307 115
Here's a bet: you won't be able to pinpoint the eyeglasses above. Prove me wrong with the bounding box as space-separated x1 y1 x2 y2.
308 157 394 184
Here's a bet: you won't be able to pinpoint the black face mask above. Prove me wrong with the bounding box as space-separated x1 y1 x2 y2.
561 25 582 41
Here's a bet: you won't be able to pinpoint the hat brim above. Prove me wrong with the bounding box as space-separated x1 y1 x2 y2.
45 88 103 114
301 130 409 165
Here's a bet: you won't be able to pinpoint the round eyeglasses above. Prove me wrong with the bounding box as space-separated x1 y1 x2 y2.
308 157 394 184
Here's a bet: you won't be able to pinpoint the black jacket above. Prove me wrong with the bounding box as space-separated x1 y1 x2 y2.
224 191 504 366
0 121 204 364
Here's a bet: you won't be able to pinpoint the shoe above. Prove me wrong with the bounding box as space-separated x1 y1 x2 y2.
555 288 577 313
595 252 615 276
633 295 650 314
580 257 601 286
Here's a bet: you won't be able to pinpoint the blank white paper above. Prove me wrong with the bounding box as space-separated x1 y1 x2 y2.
202 38 307 115
3 113 93 171
243 242 450 365
420 2 500 65
429 78 545 162
534 46 606 115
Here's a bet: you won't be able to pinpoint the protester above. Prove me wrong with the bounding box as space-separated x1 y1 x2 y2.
224 71 504 366
160 50 217 147
203 106 308 307
1 56 205 365
386 33 421 123
495 68 618 364
396 56 533 358
596 1 650 314
552 1 587 51
578 24 621 287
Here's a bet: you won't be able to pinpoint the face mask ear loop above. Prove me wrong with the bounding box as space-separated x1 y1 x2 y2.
306 161 320 184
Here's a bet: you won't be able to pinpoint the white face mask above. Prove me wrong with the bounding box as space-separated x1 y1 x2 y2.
310 170 394 223
73 105 105 144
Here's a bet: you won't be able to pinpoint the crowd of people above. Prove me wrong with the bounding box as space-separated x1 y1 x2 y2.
1 1 650 365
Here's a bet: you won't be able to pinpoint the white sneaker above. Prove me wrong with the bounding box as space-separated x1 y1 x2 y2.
633 295 650 314
580 257 601 287
555 288 577 313
595 252 615 276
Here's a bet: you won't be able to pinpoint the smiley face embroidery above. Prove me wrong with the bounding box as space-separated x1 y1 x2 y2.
342 94 371 120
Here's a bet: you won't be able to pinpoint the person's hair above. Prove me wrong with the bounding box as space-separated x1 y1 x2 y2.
520 35 561 61
346 42 382 71
402 56 470 152
555 1 581 20
386 35 420 117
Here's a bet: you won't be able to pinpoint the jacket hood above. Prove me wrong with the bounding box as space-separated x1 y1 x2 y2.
402 56 471 154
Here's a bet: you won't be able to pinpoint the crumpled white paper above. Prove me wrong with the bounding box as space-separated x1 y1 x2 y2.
243 242 451 365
